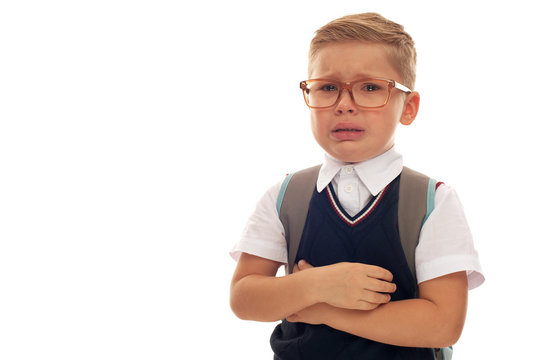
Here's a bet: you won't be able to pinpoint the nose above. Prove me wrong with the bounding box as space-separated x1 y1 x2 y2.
334 89 357 115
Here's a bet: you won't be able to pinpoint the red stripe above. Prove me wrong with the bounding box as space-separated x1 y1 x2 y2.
326 190 351 224
326 185 388 227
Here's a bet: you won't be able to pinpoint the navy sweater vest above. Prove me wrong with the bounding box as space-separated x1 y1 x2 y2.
270 176 435 360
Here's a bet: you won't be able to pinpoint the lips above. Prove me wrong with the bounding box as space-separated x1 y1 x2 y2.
331 123 365 140
333 128 363 132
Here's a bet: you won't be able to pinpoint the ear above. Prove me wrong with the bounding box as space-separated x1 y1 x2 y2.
400 91 420 126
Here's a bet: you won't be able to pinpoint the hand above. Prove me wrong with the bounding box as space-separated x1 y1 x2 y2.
294 259 396 311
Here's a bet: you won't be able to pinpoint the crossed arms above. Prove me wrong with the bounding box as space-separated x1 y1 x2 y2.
230 253 467 349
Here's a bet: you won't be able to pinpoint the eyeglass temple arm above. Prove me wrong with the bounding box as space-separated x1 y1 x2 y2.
394 81 412 93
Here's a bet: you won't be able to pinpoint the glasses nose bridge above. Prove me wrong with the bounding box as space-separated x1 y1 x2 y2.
342 81 354 92
337 81 356 104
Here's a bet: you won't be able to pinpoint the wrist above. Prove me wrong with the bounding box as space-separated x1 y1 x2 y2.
305 265 326 304
293 265 321 304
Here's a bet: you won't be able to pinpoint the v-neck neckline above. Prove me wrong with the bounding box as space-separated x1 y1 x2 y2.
325 184 388 227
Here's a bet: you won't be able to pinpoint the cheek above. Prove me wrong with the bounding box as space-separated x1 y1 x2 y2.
387 98 406 120
376 106 402 130
310 111 322 138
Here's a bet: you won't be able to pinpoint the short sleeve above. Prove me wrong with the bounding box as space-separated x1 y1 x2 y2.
415 184 485 290
229 181 288 264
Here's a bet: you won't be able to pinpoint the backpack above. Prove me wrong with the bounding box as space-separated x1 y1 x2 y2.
275 165 452 360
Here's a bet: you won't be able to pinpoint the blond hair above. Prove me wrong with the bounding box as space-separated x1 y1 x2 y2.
309 13 417 89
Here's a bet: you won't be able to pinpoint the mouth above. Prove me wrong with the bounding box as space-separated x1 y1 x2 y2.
331 122 364 132
332 128 363 133
331 124 365 141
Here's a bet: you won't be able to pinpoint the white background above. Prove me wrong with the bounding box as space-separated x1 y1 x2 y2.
1 0 540 358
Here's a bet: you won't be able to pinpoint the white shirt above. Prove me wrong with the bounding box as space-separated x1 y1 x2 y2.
230 147 484 290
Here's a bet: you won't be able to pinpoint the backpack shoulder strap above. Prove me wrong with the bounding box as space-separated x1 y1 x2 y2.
276 165 321 274
398 166 437 285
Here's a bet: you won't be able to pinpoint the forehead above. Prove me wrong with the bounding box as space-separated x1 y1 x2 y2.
309 41 401 82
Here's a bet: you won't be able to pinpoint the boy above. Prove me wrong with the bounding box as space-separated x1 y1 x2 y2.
230 13 483 359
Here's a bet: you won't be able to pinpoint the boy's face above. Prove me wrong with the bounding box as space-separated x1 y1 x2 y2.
308 42 419 163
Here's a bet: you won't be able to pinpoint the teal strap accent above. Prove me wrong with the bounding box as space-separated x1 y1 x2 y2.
276 172 295 214
442 346 453 360
422 178 438 225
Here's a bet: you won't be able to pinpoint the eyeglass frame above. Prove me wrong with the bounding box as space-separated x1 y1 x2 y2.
299 77 412 109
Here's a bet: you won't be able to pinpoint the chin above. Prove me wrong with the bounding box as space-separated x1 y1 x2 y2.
330 142 392 163
330 152 366 163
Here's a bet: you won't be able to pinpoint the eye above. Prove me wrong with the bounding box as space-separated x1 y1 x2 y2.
361 83 382 92
319 83 339 92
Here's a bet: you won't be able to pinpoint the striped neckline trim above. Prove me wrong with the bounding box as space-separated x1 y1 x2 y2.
325 185 388 226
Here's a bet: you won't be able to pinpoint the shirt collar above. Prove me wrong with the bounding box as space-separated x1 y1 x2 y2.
317 147 403 196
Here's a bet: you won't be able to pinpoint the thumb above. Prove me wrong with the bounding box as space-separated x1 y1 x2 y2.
286 313 298 323
298 259 314 270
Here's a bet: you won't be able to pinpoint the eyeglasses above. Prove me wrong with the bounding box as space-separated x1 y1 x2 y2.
300 78 412 109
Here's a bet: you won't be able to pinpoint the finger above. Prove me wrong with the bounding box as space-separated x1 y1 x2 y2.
353 301 380 311
359 289 392 304
292 264 300 273
364 277 397 294
286 314 299 322
365 265 394 282
298 259 314 270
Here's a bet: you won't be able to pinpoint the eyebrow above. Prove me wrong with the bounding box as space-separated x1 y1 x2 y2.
310 73 383 81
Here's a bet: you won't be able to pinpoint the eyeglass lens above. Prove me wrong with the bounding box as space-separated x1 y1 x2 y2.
304 79 390 108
